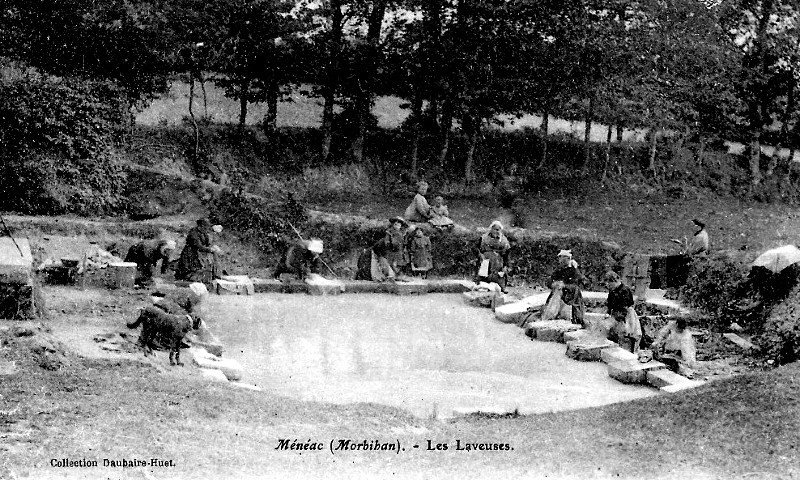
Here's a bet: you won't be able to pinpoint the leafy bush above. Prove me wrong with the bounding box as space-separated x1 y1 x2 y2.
679 252 751 322
0 65 127 214
757 286 800 365
208 189 308 257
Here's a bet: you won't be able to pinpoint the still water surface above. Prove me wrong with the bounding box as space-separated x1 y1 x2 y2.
207 293 657 418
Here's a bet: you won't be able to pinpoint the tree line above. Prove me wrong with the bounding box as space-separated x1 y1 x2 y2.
2 0 800 185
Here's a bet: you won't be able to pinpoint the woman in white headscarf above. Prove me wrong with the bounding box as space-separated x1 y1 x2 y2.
476 220 511 291
273 238 324 281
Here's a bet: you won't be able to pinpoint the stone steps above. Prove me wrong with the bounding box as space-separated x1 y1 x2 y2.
566 337 617 361
646 369 698 390
526 320 582 343
600 346 638 364
607 360 667 384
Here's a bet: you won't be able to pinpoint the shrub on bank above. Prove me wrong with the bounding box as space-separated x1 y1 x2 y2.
757 285 800 365
0 65 127 215
679 252 751 325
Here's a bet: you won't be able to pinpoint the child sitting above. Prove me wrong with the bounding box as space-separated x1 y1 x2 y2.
408 227 433 278
429 196 454 231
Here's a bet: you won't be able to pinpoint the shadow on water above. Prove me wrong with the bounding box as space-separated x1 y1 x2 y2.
206 293 658 419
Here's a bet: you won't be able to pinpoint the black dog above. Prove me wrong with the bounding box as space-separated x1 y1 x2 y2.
127 306 201 366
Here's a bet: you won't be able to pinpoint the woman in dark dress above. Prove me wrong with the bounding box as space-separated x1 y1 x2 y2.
175 219 220 282
477 221 511 292
544 249 586 326
124 239 176 286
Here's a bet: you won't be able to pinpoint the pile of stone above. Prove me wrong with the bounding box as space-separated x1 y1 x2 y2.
0 238 36 320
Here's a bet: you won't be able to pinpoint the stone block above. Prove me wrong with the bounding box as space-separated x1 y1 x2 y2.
646 369 695 389
463 291 496 307
518 292 551 309
252 279 286 294
188 338 224 357
583 313 615 334
190 348 244 381
607 360 666 384
722 333 759 352
563 329 591 343
566 338 617 361
661 381 706 393
530 320 582 343
600 346 638 364
392 281 430 295
491 293 518 311
198 368 229 383
340 280 379 293
214 279 252 295
645 297 689 315
214 276 255 295
428 279 474 293
230 382 262 391
494 301 534 324
0 238 33 285
305 276 345 296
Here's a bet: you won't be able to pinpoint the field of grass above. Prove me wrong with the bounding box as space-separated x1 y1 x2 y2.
136 81 648 142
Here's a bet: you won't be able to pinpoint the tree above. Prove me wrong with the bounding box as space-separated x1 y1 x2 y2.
720 0 800 185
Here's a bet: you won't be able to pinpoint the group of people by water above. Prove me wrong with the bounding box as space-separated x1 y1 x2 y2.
125 218 223 287
526 235 704 376
123 180 706 375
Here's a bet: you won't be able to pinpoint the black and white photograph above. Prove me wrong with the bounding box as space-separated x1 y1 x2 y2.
0 0 799 478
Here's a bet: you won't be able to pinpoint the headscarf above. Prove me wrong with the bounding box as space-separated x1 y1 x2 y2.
558 250 578 268
307 239 324 254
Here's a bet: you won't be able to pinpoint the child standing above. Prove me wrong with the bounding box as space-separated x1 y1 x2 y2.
408 227 433 278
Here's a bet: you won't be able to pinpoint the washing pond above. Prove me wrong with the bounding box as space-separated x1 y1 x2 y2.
206 293 658 419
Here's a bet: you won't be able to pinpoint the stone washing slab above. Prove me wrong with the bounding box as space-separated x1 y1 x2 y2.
600 346 638 364
722 333 759 352
607 360 666 384
583 312 615 334
645 297 690 315
427 279 475 293
190 347 244 382
0 238 33 285
463 290 497 308
646 369 695 389
253 278 472 295
563 329 592 343
661 381 706 393
305 276 346 296
198 367 229 383
230 381 263 391
494 301 534 324
566 338 617 361
340 280 393 294
528 320 582 343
